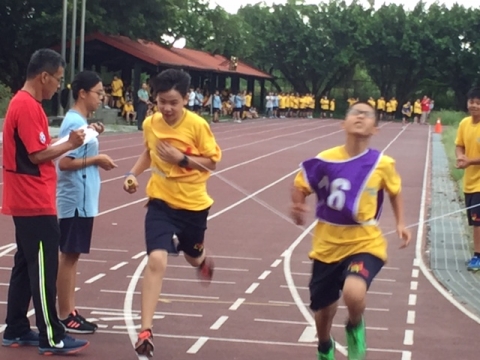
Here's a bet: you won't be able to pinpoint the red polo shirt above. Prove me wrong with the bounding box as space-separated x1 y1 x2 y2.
2 90 57 216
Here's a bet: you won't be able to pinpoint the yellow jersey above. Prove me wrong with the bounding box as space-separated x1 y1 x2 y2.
143 110 222 211
455 116 480 193
294 146 401 263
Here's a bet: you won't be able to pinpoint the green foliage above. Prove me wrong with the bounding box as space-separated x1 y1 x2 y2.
429 110 468 126
0 82 12 117
441 125 464 183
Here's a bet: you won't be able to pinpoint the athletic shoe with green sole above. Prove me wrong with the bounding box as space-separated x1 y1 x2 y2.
317 338 335 360
346 318 367 360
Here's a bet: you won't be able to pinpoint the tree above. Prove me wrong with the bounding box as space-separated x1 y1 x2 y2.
356 3 433 106
425 4 480 109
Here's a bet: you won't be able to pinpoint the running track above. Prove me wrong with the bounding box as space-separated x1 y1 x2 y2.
0 118 477 359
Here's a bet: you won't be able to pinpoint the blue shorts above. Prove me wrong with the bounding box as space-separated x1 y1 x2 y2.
59 210 94 254
308 253 384 311
145 199 210 257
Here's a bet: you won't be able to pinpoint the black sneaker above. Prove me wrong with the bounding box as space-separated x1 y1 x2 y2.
60 310 97 334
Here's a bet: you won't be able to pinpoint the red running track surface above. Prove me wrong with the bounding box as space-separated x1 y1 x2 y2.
0 118 477 359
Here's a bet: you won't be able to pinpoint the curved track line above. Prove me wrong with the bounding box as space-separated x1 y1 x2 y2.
416 126 480 324
282 123 407 357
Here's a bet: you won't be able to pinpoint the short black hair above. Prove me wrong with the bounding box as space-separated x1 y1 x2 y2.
348 101 379 125
467 87 480 101
151 69 191 98
71 70 102 100
26 49 66 79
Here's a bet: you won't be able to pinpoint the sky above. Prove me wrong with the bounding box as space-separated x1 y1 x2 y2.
209 0 472 14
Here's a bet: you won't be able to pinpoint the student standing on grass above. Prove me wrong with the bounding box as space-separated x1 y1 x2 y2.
455 87 480 271
122 68 221 358
56 70 117 334
1 49 89 355
290 101 411 360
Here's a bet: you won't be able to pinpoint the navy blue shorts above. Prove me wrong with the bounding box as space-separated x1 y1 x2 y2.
309 253 384 311
59 210 94 254
145 199 210 257
465 192 480 226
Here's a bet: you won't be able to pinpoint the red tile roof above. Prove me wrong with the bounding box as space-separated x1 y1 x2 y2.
84 33 271 79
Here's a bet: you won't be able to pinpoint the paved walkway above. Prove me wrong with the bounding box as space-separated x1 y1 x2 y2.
429 133 480 314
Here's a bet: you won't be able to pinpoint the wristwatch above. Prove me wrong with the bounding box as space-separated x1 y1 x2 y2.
178 155 189 168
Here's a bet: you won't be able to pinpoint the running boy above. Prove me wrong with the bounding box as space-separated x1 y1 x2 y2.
455 87 480 271
290 101 411 360
123 69 221 358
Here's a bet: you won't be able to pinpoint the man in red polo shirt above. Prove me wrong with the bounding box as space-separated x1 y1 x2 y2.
420 95 430 125
1 49 89 355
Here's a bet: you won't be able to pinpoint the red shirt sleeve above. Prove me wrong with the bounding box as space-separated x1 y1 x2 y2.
16 101 50 155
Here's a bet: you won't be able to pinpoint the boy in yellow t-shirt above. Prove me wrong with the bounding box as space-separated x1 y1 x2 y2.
290 101 410 360
455 87 480 271
123 69 222 358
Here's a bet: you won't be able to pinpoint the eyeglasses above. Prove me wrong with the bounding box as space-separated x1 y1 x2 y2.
46 72 64 84
88 90 105 98
348 108 376 119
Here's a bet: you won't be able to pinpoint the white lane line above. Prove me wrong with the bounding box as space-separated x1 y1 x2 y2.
229 298 245 311
403 330 414 345
110 261 128 271
408 294 417 306
210 316 229 330
167 264 248 272
411 269 419 278
186 337 209 354
91 247 128 253
410 281 418 291
132 251 146 260
245 283 260 294
258 271 271 280
406 310 416 325
85 273 106 284
271 259 282 267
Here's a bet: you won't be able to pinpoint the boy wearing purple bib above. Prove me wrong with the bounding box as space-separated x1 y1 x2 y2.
290 102 411 360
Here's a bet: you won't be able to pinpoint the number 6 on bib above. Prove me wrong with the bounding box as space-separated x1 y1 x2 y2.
301 149 384 226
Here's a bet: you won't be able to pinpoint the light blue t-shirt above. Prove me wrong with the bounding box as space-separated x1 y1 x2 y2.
56 110 101 219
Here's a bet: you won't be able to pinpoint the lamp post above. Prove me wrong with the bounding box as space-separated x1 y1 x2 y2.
58 0 68 116
79 0 86 71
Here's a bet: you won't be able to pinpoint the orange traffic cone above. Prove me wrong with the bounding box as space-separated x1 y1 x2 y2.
435 118 442 133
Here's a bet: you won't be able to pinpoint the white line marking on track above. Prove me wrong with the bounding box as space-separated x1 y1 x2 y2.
132 251 146 260
403 330 414 345
410 281 418 291
406 310 416 324
127 276 235 285
408 294 417 306
411 269 419 278
102 289 219 300
258 270 271 280
229 298 245 310
186 336 209 354
402 351 412 360
271 259 282 267
91 247 128 252
110 261 128 271
209 255 261 261
0 244 16 258
85 273 106 284
79 259 107 263
416 126 480 325
245 282 260 294
255 318 389 330
167 264 248 272
210 316 229 330
75 287 80 292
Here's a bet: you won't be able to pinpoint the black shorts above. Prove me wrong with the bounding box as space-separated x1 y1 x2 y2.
465 192 480 226
59 210 94 254
145 199 210 257
309 253 384 311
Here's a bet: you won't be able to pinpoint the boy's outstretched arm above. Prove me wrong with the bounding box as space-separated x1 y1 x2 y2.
291 185 309 226
389 191 411 248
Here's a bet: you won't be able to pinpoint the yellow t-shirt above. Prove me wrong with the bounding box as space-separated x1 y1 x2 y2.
377 99 385 111
368 99 376 108
293 146 401 263
413 101 421 114
143 110 222 210
329 100 335 112
386 102 392 113
320 98 329 110
245 95 252 107
111 79 123 97
455 116 480 193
